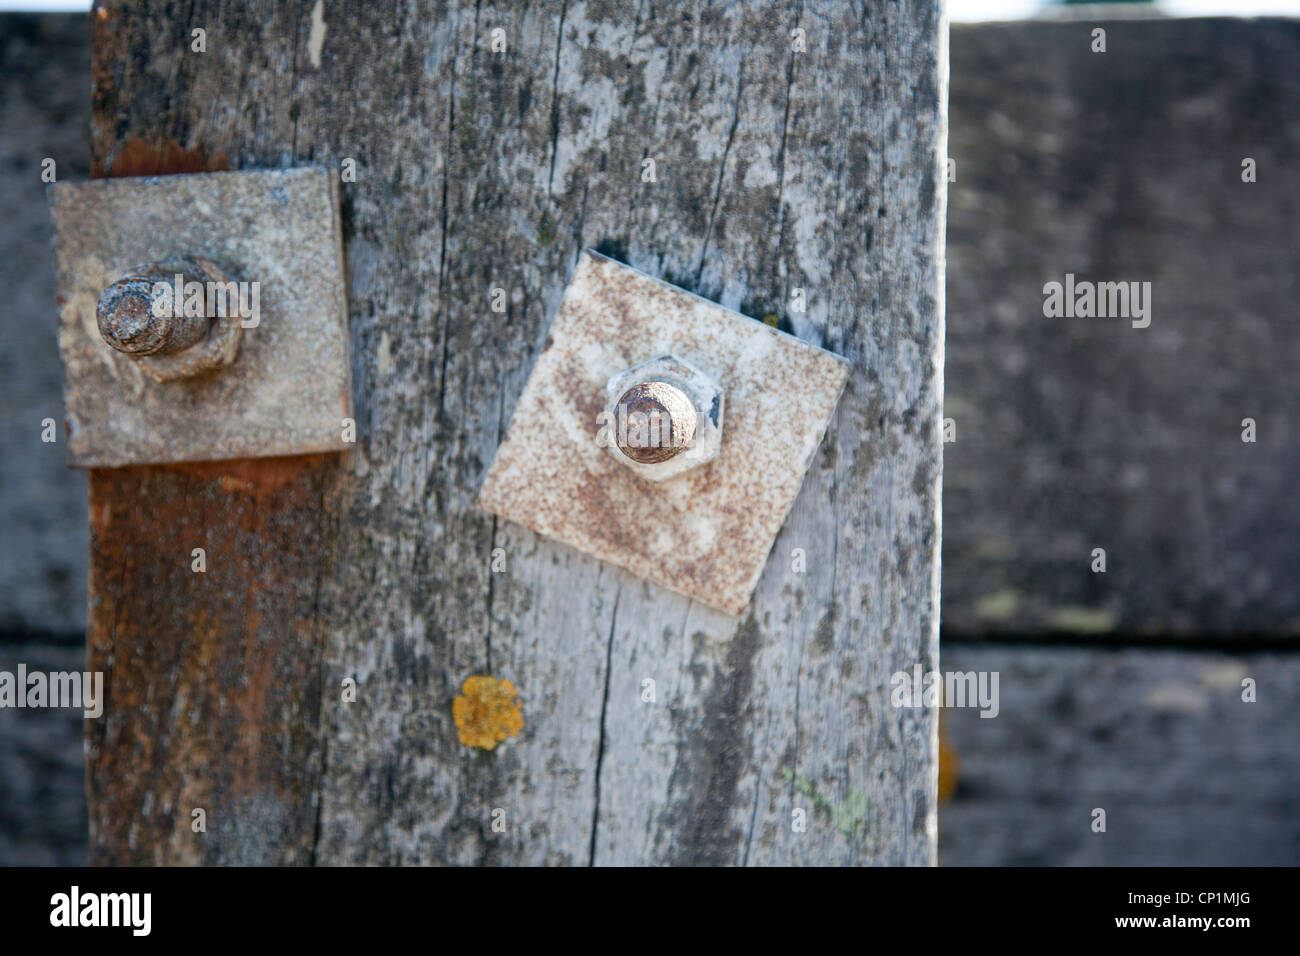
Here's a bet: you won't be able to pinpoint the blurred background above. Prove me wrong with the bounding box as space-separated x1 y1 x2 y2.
4 0 1300 19
939 5 1300 864
1 2 1298 864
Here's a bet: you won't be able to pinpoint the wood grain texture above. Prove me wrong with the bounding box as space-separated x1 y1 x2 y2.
88 0 945 864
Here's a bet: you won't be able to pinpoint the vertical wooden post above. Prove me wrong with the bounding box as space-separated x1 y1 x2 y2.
86 0 945 865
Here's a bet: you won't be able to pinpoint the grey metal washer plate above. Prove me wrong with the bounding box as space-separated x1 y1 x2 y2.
479 251 849 616
50 167 352 467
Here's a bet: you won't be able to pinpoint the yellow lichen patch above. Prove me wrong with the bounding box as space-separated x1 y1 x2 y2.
938 687 958 804
453 676 523 751
938 721 959 804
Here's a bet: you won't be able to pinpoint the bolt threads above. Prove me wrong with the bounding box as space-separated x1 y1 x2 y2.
96 257 215 356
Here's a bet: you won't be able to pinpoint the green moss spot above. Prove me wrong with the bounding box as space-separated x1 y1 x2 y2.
784 769 870 844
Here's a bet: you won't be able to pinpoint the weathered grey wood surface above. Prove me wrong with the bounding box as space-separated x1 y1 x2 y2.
943 18 1300 639
86 1 945 865
939 644 1300 866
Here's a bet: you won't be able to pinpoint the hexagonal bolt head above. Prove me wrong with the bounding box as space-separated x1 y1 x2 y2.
603 355 724 482
95 254 245 383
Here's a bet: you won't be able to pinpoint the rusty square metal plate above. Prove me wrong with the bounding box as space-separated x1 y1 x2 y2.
49 167 352 467
478 251 850 616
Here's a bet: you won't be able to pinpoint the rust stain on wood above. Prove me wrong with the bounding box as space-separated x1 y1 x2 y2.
86 456 338 864
92 135 230 180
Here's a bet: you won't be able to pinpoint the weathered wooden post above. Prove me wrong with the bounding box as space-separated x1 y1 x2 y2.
77 0 946 865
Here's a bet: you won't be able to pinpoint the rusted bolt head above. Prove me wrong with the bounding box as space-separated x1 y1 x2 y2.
603 355 724 483
615 380 697 463
97 267 211 356
94 255 245 383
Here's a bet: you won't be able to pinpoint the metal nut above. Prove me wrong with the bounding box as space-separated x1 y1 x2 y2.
603 355 724 482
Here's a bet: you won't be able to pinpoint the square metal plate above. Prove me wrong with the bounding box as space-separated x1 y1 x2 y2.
478 251 849 616
50 167 352 467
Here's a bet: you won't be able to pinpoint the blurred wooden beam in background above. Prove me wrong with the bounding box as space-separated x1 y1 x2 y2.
943 19 1300 640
